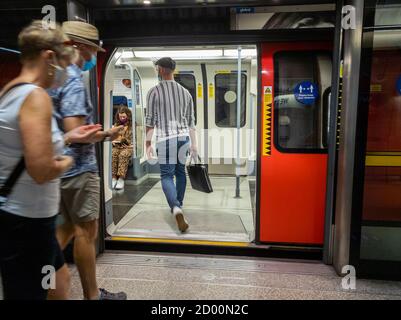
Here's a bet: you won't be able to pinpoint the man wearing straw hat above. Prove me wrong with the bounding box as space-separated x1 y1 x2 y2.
48 21 126 300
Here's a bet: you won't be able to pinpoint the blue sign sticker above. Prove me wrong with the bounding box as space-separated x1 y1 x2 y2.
396 75 401 95
294 81 319 105
127 99 132 108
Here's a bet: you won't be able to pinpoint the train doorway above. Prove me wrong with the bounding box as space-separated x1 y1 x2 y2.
103 45 259 245
101 39 333 250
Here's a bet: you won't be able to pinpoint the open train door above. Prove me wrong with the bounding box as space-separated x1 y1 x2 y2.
259 42 332 245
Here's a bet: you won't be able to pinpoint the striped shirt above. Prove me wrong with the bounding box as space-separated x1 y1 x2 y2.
146 80 195 141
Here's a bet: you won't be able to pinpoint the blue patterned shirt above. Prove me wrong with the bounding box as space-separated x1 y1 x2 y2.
48 64 98 178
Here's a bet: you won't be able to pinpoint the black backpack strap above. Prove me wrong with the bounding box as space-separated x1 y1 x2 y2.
0 157 25 197
0 82 31 199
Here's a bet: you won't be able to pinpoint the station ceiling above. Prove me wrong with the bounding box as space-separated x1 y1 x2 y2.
79 0 335 9
0 0 336 10
0 0 336 46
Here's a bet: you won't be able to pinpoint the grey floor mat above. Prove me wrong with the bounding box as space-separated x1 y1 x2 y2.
114 209 249 242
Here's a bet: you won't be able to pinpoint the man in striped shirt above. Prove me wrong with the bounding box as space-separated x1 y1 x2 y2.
145 57 197 233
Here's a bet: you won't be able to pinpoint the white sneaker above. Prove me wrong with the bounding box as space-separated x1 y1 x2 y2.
172 206 189 233
112 178 118 189
115 178 125 190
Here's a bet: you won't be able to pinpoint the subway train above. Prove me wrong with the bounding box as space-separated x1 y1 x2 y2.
1 1 400 281
0 37 334 249
97 41 333 247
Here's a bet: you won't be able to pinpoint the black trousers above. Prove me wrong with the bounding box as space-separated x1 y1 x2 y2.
0 208 64 300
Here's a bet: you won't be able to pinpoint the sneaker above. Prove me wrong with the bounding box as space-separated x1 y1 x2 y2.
170 204 183 214
172 207 189 233
99 288 127 300
115 178 125 190
112 178 118 189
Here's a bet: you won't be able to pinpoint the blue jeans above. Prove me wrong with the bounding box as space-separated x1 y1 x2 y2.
157 136 190 210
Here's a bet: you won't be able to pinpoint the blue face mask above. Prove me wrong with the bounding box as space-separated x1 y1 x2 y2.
81 54 97 71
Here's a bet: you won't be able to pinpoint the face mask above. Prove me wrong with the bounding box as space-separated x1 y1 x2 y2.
81 54 97 71
50 60 67 89
156 66 162 81
120 118 128 125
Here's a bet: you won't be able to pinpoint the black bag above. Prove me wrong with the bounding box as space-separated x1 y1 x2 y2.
0 83 29 206
186 156 213 193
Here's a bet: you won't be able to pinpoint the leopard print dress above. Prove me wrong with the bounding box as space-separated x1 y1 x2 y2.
112 125 133 178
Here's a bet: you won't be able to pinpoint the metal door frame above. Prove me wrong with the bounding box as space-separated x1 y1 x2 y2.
93 28 336 257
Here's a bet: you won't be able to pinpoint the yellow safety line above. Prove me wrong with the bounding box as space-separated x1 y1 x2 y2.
365 155 401 167
111 236 249 247
366 152 401 156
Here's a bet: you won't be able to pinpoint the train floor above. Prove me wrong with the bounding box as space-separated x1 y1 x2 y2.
63 251 401 299
109 176 256 243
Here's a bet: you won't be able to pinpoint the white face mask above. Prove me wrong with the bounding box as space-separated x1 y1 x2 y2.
49 58 67 89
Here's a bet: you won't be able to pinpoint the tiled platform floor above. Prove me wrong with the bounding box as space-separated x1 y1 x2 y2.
65 251 401 300
2 251 400 300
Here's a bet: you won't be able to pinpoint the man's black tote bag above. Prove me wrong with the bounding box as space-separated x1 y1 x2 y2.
186 156 213 193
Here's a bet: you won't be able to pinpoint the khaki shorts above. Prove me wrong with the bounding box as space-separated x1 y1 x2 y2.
60 172 100 224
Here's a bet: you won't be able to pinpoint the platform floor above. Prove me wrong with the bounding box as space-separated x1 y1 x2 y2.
110 176 255 242
67 251 401 300
1 251 401 300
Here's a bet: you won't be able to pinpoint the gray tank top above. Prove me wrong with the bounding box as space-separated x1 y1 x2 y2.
0 84 64 218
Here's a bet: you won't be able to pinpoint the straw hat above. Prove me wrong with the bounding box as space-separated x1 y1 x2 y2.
62 21 105 52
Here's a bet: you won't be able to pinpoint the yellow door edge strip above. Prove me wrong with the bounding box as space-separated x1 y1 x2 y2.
365 155 401 167
262 86 273 156
110 236 249 247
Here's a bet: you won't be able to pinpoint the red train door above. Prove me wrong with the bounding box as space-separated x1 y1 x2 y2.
259 42 332 245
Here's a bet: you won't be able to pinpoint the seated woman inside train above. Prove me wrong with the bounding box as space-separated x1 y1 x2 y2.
112 105 133 190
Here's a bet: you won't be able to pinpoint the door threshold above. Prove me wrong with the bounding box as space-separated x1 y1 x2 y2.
105 237 322 260
109 236 250 247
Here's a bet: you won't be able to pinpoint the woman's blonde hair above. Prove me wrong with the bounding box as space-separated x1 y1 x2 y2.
18 20 74 62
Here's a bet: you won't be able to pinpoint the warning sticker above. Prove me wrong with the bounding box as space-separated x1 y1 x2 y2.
197 83 202 98
209 83 214 98
263 86 273 156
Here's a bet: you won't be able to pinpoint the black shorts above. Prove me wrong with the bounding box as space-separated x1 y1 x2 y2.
0 208 65 300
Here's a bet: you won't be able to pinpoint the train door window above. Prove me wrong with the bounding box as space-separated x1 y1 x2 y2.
174 73 197 124
274 51 331 151
215 72 247 128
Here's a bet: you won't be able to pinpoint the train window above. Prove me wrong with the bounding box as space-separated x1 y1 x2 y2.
274 51 331 152
174 73 197 125
215 73 247 128
134 70 142 106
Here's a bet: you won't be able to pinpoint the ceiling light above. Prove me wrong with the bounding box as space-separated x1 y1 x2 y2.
121 51 134 58
133 50 223 59
143 0 151 5
223 49 257 58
